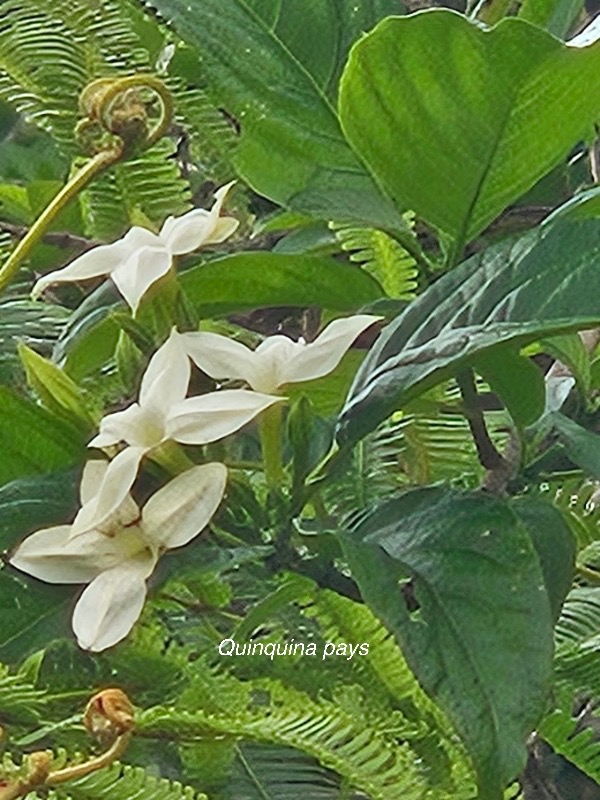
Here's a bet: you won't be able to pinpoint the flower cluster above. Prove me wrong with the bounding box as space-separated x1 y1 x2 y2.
32 182 238 312
12 184 380 652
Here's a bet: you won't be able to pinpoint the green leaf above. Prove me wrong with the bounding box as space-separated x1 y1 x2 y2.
473 348 546 428
18 343 95 431
519 0 584 38
0 570 71 663
540 332 591 394
338 487 554 799
339 220 600 445
0 469 78 552
180 252 384 317
549 413 600 478
511 497 575 622
0 470 79 661
147 0 405 231
0 387 84 486
339 11 600 255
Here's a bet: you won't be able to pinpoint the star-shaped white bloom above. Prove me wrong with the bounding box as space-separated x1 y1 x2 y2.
32 182 239 312
10 460 228 652
182 314 381 394
72 329 281 536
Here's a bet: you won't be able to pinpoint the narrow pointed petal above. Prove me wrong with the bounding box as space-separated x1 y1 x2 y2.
142 463 227 549
9 526 101 583
283 315 381 385
139 330 190 411
79 459 139 528
89 403 148 448
160 181 236 254
183 332 257 384
31 238 134 299
71 447 145 537
202 215 239 245
79 460 108 505
111 245 171 313
166 390 283 445
72 558 154 651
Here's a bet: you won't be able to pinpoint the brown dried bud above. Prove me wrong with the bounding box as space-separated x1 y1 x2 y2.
84 689 135 744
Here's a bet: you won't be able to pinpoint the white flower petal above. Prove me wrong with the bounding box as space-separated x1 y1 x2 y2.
9 526 101 584
183 332 257 384
112 245 172 313
253 336 300 391
10 525 141 583
139 329 190 411
203 215 239 245
160 181 237 254
122 226 163 249
282 315 381 385
89 403 165 450
142 463 227 549
31 238 135 299
72 558 154 651
79 460 109 505
71 447 145 537
166 389 283 445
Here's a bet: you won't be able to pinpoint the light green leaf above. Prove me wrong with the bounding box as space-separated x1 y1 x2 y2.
18 343 95 431
339 220 600 445
0 387 84 486
180 252 384 317
147 0 405 231
338 487 553 799
339 11 600 255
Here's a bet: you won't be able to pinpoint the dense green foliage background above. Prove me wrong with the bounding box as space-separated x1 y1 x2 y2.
1 1 600 799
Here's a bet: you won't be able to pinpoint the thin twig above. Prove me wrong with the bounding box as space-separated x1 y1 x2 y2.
0 221 98 251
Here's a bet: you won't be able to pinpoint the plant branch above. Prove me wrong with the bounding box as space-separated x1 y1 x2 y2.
0 221 98 251
457 369 505 470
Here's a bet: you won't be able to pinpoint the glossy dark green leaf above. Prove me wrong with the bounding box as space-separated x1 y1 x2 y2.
511 497 575 623
0 470 79 663
339 11 600 253
180 252 384 317
473 348 546 428
0 469 78 551
339 220 600 445
0 570 72 663
550 413 600 478
338 487 553 799
147 0 405 231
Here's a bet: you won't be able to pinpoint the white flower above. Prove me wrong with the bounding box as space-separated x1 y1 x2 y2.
32 182 239 312
73 329 281 536
182 314 381 394
10 460 228 652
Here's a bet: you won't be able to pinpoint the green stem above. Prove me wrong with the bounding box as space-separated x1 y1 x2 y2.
0 148 121 293
259 403 284 488
150 441 195 475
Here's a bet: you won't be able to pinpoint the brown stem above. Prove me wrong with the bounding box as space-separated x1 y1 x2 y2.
457 369 505 470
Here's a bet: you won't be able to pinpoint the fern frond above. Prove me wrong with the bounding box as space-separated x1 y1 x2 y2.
0 0 145 151
140 676 431 800
303 591 477 797
7 761 206 800
555 587 600 650
0 662 47 724
322 420 405 521
331 221 418 299
167 80 237 184
536 477 600 548
397 412 485 485
539 709 600 787
79 139 191 239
